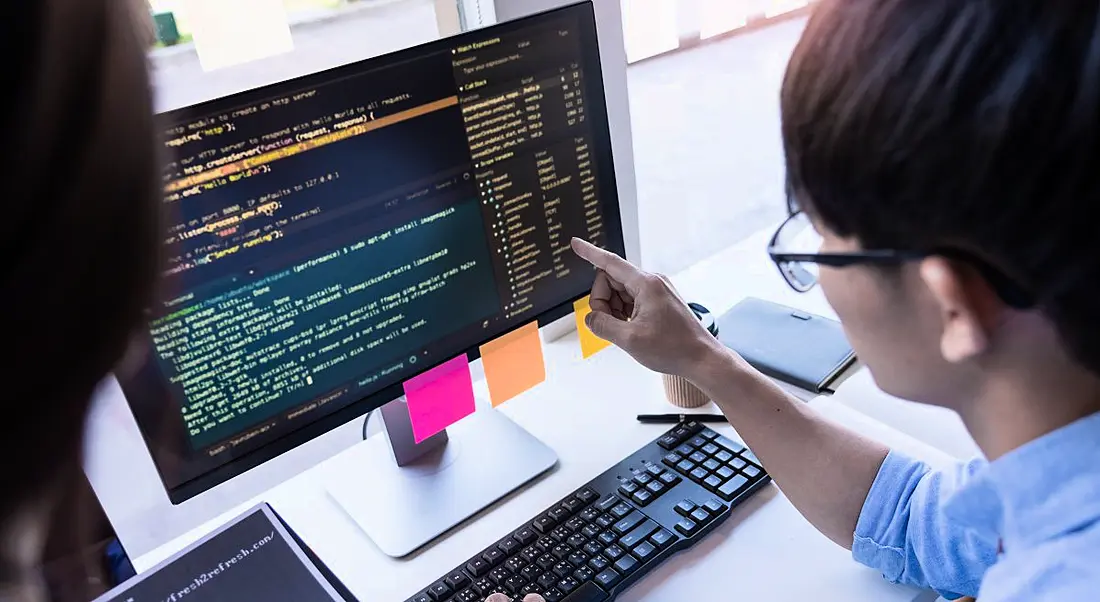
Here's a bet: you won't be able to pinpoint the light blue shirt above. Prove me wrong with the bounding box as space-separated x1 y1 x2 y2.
852 411 1100 600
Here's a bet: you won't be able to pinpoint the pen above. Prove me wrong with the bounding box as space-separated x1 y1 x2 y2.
637 413 727 424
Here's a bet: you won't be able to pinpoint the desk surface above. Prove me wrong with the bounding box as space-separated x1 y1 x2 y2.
95 228 953 601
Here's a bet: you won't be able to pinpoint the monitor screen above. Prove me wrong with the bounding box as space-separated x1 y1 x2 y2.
120 1 625 502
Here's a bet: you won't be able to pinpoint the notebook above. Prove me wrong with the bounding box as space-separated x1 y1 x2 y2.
95 504 354 602
716 297 856 394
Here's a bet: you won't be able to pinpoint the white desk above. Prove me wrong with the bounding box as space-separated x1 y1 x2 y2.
92 227 956 601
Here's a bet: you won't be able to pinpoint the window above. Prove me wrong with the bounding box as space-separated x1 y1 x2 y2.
146 0 492 111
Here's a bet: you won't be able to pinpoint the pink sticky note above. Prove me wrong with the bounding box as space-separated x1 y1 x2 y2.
403 355 476 443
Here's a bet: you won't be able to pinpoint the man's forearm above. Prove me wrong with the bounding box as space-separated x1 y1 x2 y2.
688 342 889 549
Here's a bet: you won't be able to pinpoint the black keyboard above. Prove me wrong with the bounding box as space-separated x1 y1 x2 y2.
407 421 771 602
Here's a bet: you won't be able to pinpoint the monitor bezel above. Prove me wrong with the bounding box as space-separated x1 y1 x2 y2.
122 0 626 504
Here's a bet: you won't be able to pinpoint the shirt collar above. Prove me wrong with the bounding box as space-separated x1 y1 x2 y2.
944 410 1100 549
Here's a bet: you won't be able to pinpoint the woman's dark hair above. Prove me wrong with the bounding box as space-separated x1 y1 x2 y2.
782 0 1100 373
1 0 161 574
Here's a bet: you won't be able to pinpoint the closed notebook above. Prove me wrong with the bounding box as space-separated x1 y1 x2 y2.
716 297 856 393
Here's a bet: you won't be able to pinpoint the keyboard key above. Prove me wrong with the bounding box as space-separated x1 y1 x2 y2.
613 511 645 534
716 466 736 479
505 557 526 574
565 517 586 532
489 567 510 584
588 555 609 571
675 518 698 536
551 526 572 542
714 450 734 463
689 467 709 482
446 572 470 589
567 551 588 567
484 548 505 566
674 443 694 456
563 497 586 514
689 436 706 448
676 459 695 474
595 495 619 512
631 490 653 506
515 527 538 545
619 519 659 548
650 528 676 548
701 443 720 455
610 502 633 518
577 488 599 504
534 516 557 533
456 588 480 602
594 514 615 528
504 575 526 594
657 434 680 449
702 458 720 471
743 449 761 464
410 595 431 602
552 544 572 560
613 554 639 575
699 428 718 440
536 537 555 552
521 546 542 562
658 471 680 486
688 451 708 464
645 481 664 496
519 584 541 598
499 537 520 555
573 566 595 582
632 473 652 486
633 541 657 561
594 568 621 589
583 541 603 556
537 573 558 589
581 524 601 539
543 587 565 602
645 463 664 477
728 457 747 470
598 531 617 545
718 474 750 501
662 452 683 467
618 482 638 496
566 533 587 548
603 544 625 560
675 500 696 515
703 475 723 490
471 578 494 595
466 557 491 577
521 565 542 581
703 499 725 513
690 508 711 524
427 582 451 601
557 577 579 594
744 464 762 478
579 508 601 522
536 554 556 570
716 435 746 453
553 561 574 578
549 507 571 522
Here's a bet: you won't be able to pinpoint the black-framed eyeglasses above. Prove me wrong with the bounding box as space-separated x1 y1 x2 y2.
767 212 1035 309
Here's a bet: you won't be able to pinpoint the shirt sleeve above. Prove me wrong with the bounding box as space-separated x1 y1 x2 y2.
852 451 998 600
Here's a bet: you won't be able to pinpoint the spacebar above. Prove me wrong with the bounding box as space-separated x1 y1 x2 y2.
561 582 609 602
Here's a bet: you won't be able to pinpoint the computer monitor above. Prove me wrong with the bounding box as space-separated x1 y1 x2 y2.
120 0 624 512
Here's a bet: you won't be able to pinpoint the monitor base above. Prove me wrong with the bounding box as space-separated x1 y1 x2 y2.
325 406 558 558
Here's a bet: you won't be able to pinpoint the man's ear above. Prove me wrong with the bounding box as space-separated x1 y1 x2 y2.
919 257 1000 363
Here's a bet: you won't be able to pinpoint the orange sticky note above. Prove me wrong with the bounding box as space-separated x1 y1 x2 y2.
480 322 546 407
574 296 611 358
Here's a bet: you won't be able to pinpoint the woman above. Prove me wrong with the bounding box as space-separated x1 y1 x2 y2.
1 0 161 599
489 0 1100 600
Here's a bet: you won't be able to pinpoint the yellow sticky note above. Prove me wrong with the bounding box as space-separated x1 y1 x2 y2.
480 322 546 407
574 296 611 358
187 0 294 72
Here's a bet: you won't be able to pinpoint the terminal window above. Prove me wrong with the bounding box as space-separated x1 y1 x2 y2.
147 13 610 463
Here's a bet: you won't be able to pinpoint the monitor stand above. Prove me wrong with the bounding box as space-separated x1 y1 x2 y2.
324 398 558 558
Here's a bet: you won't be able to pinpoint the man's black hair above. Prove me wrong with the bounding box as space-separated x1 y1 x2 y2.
782 0 1100 373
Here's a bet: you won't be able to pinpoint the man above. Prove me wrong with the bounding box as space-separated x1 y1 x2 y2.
487 0 1100 600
